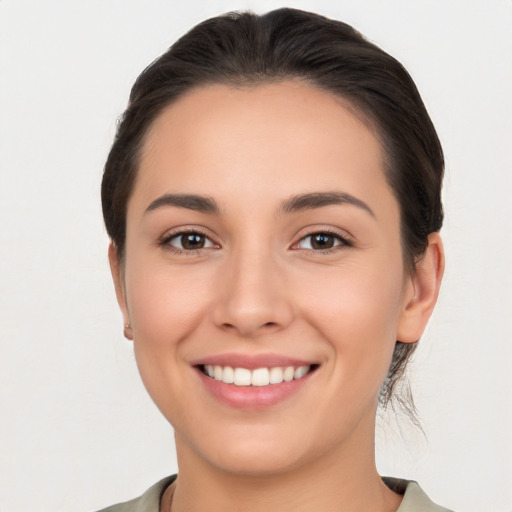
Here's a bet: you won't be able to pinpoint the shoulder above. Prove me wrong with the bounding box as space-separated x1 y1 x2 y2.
383 477 454 512
93 475 453 512
93 475 176 512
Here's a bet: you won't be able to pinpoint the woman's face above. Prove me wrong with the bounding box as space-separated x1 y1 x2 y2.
113 82 421 475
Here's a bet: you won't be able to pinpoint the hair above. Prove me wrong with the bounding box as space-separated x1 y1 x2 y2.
101 8 444 417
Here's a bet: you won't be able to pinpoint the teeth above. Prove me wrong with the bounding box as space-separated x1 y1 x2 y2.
234 368 252 386
269 367 284 384
251 368 270 386
203 364 312 387
223 365 234 384
283 366 295 382
294 366 309 379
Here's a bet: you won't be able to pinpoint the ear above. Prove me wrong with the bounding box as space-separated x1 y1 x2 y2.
108 242 133 340
397 233 445 343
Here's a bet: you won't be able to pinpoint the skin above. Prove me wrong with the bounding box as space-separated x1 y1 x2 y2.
109 81 444 512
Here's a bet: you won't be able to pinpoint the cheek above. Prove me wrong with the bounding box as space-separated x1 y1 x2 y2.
126 262 213 345
123 255 216 395
123 259 219 420
297 259 406 387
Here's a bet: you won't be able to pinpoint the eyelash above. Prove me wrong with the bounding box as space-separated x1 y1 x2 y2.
292 229 353 254
159 229 353 255
159 229 217 255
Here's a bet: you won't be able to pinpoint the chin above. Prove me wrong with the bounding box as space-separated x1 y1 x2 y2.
178 423 314 477
211 447 307 478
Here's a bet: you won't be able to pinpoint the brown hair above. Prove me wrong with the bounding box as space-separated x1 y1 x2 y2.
101 8 444 416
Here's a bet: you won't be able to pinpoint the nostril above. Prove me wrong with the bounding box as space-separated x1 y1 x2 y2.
221 321 277 330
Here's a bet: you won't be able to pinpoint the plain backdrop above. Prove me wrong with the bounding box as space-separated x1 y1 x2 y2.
0 1 511 511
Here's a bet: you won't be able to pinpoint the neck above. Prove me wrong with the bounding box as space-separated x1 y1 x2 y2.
168 417 402 512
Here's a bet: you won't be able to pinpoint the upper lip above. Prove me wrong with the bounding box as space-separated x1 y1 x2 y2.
190 353 317 370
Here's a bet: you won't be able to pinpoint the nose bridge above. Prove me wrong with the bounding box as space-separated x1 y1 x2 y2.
213 236 293 337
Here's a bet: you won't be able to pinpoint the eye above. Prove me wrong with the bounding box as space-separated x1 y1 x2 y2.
163 231 217 252
295 232 349 251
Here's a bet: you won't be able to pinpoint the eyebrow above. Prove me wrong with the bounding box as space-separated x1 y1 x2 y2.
281 191 375 217
145 193 220 214
144 191 374 217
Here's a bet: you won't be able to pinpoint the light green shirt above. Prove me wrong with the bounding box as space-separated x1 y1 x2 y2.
95 475 454 512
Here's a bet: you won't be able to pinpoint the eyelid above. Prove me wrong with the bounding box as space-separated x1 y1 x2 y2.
158 226 220 253
290 227 354 251
157 225 353 254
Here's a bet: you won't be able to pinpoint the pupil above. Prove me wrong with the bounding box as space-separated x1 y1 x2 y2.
182 233 204 250
312 234 334 249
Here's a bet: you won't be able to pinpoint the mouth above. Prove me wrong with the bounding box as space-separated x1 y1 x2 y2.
199 364 318 387
192 354 319 408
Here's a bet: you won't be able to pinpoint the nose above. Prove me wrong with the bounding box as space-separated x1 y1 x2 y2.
212 248 294 338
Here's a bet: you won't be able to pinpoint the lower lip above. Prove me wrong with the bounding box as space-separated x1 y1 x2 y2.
196 368 314 409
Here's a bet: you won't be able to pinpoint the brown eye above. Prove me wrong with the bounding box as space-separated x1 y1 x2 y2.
166 232 216 251
296 232 348 251
181 233 205 249
310 234 335 249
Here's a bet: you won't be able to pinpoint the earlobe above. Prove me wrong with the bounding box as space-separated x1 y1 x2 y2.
397 233 445 343
123 323 133 341
108 243 132 340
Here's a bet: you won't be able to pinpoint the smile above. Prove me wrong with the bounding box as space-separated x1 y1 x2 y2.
202 364 312 387
194 355 319 408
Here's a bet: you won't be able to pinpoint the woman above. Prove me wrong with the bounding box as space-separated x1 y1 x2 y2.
98 8 447 512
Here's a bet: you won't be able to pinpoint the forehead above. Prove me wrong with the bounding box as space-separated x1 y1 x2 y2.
134 81 392 214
